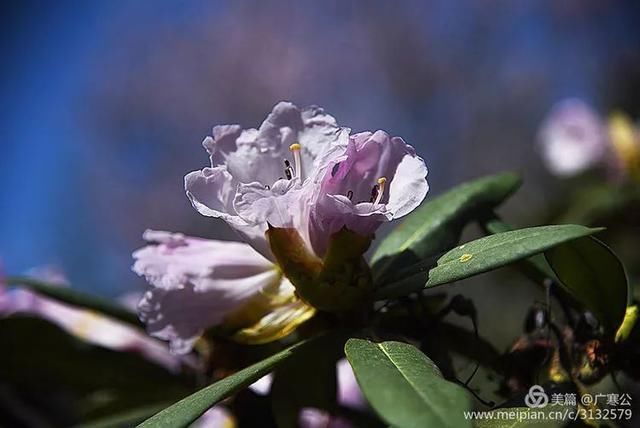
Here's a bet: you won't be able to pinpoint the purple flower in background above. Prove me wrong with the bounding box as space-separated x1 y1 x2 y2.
132 230 314 353
298 359 367 428
538 99 608 177
248 359 366 428
538 99 640 181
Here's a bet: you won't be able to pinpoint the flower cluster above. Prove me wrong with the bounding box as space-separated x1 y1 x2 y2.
133 102 429 353
538 98 640 180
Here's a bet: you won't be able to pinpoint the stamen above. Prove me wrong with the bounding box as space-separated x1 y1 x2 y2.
374 177 387 205
369 186 378 203
289 143 302 179
284 160 293 180
347 190 353 200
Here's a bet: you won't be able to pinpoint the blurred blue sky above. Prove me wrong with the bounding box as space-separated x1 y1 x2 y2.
1 2 112 287
1 1 639 296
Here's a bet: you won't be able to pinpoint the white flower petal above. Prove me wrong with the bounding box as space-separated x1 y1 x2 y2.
132 231 279 353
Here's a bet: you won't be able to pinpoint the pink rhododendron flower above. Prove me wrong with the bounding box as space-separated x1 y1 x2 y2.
538 99 640 181
132 230 314 353
309 130 429 255
135 102 428 349
538 99 608 177
185 102 349 259
185 101 428 258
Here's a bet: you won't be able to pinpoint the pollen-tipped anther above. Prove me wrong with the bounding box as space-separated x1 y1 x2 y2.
374 177 387 205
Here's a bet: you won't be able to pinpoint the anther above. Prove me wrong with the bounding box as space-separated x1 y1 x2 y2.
347 190 353 200
373 177 387 205
284 160 293 180
289 143 302 179
369 186 378 203
331 163 341 177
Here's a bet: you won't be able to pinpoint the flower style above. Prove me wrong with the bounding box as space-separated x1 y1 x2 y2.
134 101 428 351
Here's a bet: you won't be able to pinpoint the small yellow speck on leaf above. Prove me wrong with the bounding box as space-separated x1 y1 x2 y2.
459 253 473 263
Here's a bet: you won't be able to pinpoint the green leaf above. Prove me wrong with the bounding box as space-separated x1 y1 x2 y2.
376 225 602 299
479 215 556 281
5 276 141 327
345 338 471 428
138 339 308 428
478 215 583 313
371 172 521 281
74 403 173 428
545 236 629 334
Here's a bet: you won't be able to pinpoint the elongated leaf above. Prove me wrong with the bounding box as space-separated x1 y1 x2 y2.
478 216 581 311
371 173 521 280
345 339 471 428
5 276 140 327
545 237 628 334
479 216 556 281
75 403 173 428
138 340 307 428
376 225 602 299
